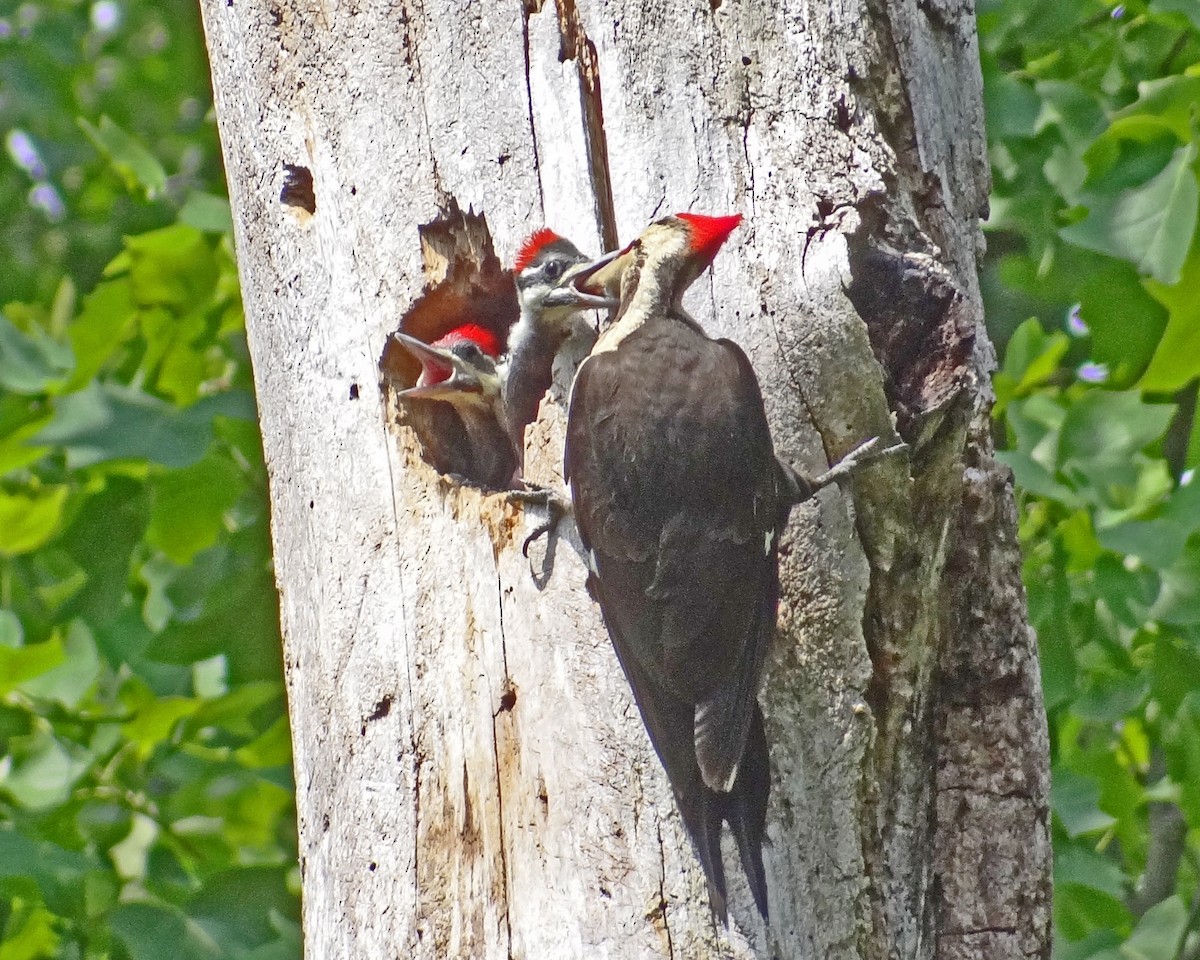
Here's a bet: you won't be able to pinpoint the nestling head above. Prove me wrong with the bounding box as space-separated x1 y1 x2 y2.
392 325 502 407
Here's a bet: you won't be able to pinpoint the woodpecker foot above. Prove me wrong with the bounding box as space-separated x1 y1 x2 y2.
507 486 573 556
784 436 907 504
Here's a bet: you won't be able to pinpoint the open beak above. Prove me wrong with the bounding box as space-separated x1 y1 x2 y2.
392 332 484 399
543 249 625 310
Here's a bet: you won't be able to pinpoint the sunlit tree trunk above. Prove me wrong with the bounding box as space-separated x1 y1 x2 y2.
200 1 1050 957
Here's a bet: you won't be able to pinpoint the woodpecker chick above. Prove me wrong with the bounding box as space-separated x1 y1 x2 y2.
393 325 517 490
507 229 609 459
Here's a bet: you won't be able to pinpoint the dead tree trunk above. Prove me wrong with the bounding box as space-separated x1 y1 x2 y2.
201 1 1051 957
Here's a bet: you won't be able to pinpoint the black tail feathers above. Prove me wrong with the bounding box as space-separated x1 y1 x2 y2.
674 705 770 923
726 706 770 919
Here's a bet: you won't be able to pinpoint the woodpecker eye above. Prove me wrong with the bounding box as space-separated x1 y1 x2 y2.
544 259 565 281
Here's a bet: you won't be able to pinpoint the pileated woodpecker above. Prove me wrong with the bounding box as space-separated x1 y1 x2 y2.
392 324 517 490
563 213 902 921
562 213 774 920
506 229 604 459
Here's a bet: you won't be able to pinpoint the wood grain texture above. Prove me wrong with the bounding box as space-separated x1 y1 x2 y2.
200 0 1049 957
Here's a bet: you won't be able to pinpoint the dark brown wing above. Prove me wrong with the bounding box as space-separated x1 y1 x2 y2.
565 321 780 791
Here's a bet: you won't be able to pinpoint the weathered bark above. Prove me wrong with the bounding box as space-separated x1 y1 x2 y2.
201 1 1050 957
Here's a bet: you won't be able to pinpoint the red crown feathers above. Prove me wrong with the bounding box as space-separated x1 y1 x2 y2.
415 323 502 386
514 228 563 274
432 323 502 357
676 212 742 263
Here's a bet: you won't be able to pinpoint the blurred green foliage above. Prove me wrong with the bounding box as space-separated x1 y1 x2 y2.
1 1 298 958
982 0 1200 955
0 0 224 307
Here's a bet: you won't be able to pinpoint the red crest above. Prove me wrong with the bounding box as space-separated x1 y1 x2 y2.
676 212 742 263
433 323 502 358
514 228 563 273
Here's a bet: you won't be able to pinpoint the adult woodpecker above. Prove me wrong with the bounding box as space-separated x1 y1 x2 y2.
392 323 517 490
506 228 605 459
563 212 900 921
561 212 773 920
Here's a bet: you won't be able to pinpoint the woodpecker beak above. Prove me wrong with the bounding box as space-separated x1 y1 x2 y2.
392 332 486 399
567 247 629 304
538 254 620 310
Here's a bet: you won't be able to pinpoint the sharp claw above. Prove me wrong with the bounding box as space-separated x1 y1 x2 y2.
507 486 571 556
785 436 908 505
813 436 907 488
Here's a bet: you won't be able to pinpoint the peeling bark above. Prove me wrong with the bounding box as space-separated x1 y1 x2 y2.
200 1 1050 957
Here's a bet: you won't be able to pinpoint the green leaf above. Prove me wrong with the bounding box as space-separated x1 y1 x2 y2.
109 903 221 960
187 867 298 952
76 802 133 852
1052 769 1118 837
1058 931 1123 960
984 68 1043 139
1140 240 1200 392
18 620 100 708
66 277 137 389
189 682 282 738
1055 845 1127 899
121 695 201 758
78 116 168 200
1073 675 1149 723
1150 542 1200 626
0 410 52 475
0 832 90 901
56 477 150 625
1058 392 1175 481
1150 0 1200 27
0 611 21 647
1035 80 1107 150
1111 76 1200 144
1094 556 1159 628
0 312 73 394
998 449 1082 506
1060 143 1199 286
0 899 60 960
0 487 68 557
1165 693 1200 826
0 637 66 697
126 225 216 310
1098 479 1200 570
235 716 292 769
179 193 234 234
1076 262 1168 387
1121 896 1187 960
148 454 243 565
1055 881 1133 944
33 383 250 470
1152 637 1200 717
1001 318 1071 393
0 730 92 810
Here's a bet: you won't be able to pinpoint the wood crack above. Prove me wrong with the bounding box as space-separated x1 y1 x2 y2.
553 0 618 250
492 572 514 959
519 4 546 216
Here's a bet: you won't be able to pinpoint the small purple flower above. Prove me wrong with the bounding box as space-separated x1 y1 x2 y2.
1111 4 1125 18
1066 303 1088 337
0 20 12 40
6 129 46 179
1182 469 1195 487
1077 362 1109 384
91 0 121 32
29 182 65 222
